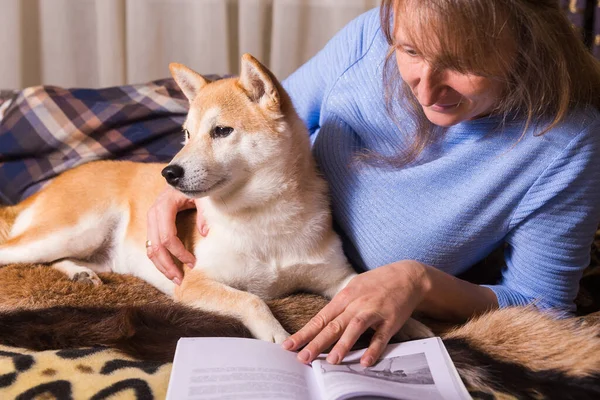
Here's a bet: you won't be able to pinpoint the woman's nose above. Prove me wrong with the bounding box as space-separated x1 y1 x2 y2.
415 65 443 107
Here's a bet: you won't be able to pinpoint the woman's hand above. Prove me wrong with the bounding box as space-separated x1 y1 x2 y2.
282 260 429 367
146 185 208 284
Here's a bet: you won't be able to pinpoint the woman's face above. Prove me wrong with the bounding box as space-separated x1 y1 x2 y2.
394 25 506 127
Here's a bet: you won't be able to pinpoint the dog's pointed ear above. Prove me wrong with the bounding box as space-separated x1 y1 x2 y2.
239 53 280 110
169 63 209 102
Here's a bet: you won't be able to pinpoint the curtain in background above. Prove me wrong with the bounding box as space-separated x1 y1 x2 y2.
0 0 380 89
0 0 598 90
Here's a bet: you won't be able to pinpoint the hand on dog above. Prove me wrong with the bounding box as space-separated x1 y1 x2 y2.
282 260 428 367
146 185 209 283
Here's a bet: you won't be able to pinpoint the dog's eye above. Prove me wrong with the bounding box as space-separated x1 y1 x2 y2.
183 128 190 140
211 126 234 139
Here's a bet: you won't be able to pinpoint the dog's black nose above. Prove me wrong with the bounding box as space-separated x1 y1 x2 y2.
162 165 185 186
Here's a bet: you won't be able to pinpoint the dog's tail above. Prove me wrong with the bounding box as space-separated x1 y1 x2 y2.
0 302 599 398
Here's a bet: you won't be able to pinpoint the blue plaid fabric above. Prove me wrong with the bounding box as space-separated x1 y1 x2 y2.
0 79 201 205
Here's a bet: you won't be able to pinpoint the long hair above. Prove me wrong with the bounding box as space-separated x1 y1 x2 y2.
374 0 600 167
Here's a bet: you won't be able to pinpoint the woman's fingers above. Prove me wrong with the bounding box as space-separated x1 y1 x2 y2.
282 297 349 352
296 309 385 365
195 201 209 237
147 217 168 277
304 313 401 367
156 201 196 268
360 307 412 366
360 323 396 367
326 313 378 364
147 207 182 283
296 316 349 364
146 187 198 283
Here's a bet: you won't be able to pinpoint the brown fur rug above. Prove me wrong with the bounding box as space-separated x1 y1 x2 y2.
1 208 600 399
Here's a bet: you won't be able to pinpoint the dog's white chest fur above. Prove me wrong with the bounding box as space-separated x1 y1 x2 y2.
196 242 276 297
193 228 306 299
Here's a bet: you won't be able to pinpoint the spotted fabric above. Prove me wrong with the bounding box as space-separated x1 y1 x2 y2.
0 345 171 400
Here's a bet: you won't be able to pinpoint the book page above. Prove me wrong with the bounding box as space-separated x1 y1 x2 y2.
166 337 321 400
312 337 471 400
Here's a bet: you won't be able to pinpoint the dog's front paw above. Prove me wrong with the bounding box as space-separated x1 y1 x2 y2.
251 320 290 344
270 328 291 345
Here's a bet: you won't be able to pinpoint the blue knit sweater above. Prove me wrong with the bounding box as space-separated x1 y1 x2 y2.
282 8 600 311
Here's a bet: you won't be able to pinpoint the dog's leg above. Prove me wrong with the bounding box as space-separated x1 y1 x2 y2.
52 260 103 286
175 269 290 344
0 211 119 267
319 272 356 299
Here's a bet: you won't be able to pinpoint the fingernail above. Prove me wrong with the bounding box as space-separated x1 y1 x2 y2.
172 277 181 285
361 356 374 367
186 263 195 269
298 350 310 363
326 353 339 364
282 339 293 350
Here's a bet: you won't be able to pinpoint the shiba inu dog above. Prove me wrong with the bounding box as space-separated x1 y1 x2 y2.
0 54 431 344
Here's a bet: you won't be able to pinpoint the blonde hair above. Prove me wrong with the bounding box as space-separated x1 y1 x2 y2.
372 0 600 167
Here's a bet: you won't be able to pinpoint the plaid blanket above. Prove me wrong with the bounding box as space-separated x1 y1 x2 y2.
0 79 201 205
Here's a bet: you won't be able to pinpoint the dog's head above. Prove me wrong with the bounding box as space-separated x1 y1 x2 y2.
164 54 297 200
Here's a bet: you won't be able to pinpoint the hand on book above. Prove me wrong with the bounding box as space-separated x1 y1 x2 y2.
282 260 428 367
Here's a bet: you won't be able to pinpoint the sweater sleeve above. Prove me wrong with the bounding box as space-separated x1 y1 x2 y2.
484 119 600 311
282 8 381 137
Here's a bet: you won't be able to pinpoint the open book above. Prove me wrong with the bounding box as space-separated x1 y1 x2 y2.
166 336 471 400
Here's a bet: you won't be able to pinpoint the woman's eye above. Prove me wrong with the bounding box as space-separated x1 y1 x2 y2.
211 126 234 139
404 47 418 57
183 128 190 140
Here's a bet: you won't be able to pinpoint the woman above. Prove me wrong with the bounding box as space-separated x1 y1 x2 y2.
146 0 600 367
